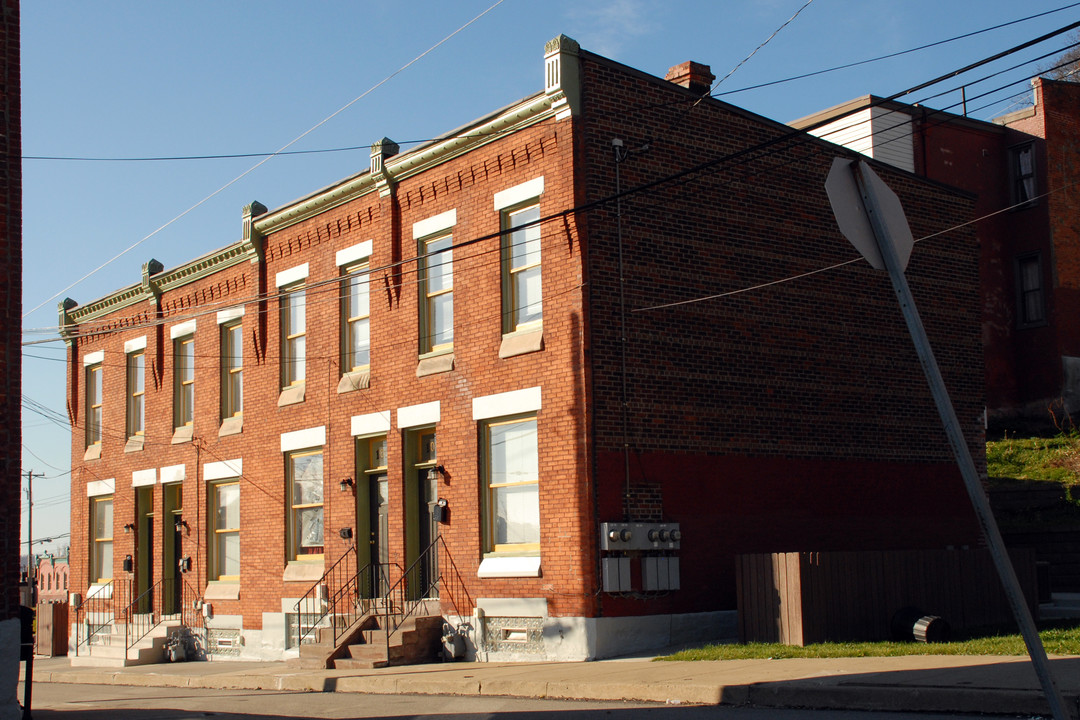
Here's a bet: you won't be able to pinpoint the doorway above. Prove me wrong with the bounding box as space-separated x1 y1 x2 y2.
162 483 182 615
135 486 154 613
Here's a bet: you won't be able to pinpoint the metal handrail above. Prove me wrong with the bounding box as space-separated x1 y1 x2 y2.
379 535 471 664
123 576 175 651
74 580 117 655
294 545 355 646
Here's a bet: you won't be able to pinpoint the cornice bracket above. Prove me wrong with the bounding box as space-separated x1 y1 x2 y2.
371 138 400 198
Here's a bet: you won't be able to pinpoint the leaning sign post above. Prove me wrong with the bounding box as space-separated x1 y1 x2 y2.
826 157 1069 720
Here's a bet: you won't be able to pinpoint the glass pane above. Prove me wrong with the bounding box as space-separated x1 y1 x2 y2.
349 274 370 318
181 384 194 424
514 266 543 325
426 237 453 292
180 341 194 382
88 367 101 405
229 371 243 413
226 325 242 369
420 432 437 463
132 395 144 433
94 540 113 580
289 335 306 383
131 355 144 394
288 290 306 334
292 453 323 505
94 499 113 540
219 533 240 577
216 484 240 530
90 407 102 443
350 317 370 367
509 206 541 269
494 484 540 545
432 293 453 346
297 507 324 548
377 478 389 506
489 420 538 484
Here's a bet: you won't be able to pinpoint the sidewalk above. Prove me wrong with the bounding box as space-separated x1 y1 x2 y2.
22 653 1080 717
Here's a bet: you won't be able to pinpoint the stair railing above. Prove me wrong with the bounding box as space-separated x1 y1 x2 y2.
73 580 117 656
124 576 175 651
380 535 471 664
294 545 355 646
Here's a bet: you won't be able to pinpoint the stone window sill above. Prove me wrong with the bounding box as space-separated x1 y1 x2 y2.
417 353 454 377
478 556 541 578
204 581 240 601
83 444 101 461
499 328 543 359
337 369 371 394
172 425 194 445
124 436 145 453
282 562 324 583
278 383 306 407
219 416 243 438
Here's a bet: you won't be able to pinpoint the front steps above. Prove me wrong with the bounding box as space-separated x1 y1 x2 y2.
293 601 443 669
70 618 181 667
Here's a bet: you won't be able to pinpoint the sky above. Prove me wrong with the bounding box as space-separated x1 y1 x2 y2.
18 0 1080 557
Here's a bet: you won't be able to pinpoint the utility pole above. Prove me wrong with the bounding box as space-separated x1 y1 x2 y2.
24 470 44 607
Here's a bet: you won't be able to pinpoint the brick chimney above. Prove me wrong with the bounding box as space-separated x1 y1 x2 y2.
665 61 715 96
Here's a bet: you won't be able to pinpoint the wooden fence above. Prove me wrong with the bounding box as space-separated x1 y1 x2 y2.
736 548 1036 645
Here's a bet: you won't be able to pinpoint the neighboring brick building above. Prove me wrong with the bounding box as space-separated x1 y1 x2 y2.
37 556 69 604
793 77 1080 433
0 0 20 715
64 36 983 663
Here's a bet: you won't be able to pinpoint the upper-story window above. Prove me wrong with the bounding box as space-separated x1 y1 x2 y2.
1011 142 1036 207
503 204 543 332
420 233 454 354
174 335 194 428
343 263 371 371
1017 253 1047 328
85 359 103 450
281 286 306 387
126 350 144 438
221 321 243 419
495 178 544 336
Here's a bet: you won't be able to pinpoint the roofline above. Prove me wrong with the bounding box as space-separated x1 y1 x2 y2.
790 95 1005 135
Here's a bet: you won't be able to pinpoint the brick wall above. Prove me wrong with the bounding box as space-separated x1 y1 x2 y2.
576 52 984 612
0 0 19 624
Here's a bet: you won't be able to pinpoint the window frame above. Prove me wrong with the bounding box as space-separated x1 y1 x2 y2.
221 321 243 419
90 495 113 583
286 447 324 563
85 362 103 448
1010 142 1037 208
1016 253 1047 329
281 284 307 388
501 202 543 334
209 479 241 581
173 335 195 429
126 350 145 438
342 261 371 373
482 414 540 556
419 232 454 355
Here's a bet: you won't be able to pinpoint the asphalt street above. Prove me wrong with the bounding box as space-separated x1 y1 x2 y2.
18 683 1048 720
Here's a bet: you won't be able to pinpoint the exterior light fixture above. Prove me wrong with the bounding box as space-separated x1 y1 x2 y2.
427 465 445 483
123 523 136 533
174 518 189 534
339 477 355 492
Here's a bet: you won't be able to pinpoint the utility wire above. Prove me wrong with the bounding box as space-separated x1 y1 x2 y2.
22 0 506 321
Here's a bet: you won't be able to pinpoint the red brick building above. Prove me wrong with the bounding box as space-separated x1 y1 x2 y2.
64 36 983 662
794 77 1080 433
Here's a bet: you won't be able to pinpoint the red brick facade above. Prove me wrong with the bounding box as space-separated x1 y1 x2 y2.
65 37 983 661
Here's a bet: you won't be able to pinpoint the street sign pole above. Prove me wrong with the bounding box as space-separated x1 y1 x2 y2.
847 160 1069 720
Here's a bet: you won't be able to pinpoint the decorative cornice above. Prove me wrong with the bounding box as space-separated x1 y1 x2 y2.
253 91 555 236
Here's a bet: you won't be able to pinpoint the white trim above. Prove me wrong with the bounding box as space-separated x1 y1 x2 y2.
412 209 456 239
123 336 147 354
83 350 104 367
351 411 392 437
170 320 196 339
494 176 545 211
217 306 245 324
160 464 186 484
281 426 326 453
131 468 157 487
398 401 440 429
477 556 541 578
477 597 548 617
204 458 243 481
86 479 115 497
473 387 542 420
336 240 373 267
275 262 309 288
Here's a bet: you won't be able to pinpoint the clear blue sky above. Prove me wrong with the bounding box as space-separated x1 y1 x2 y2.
19 0 1080 555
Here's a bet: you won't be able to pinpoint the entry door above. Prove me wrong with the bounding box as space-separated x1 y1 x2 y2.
369 474 389 596
417 469 439 599
135 486 154 612
163 484 182 615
